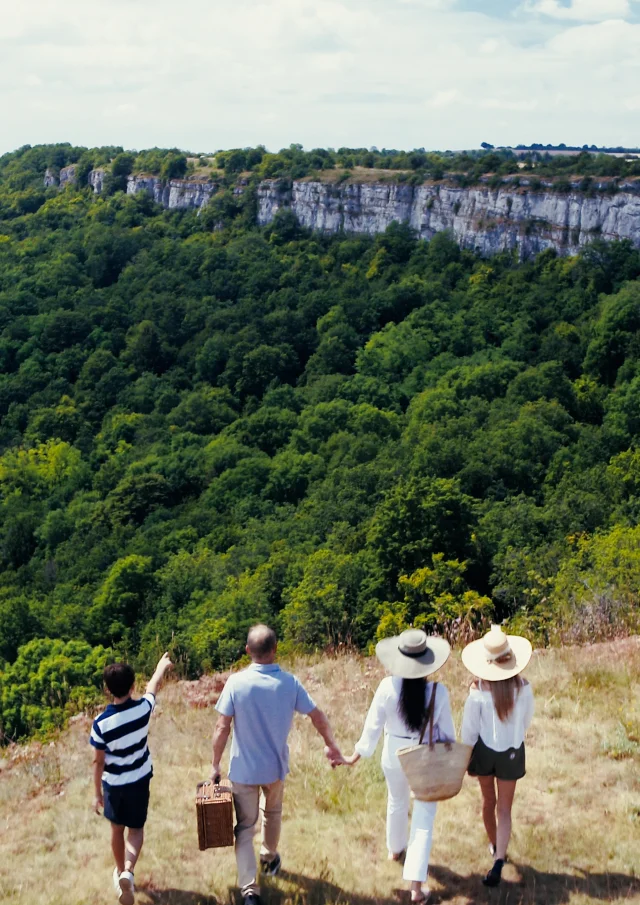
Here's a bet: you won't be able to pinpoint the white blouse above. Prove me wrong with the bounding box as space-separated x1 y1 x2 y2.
461 680 534 752
355 676 456 765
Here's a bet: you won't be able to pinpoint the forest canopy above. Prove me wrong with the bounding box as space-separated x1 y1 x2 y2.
1 143 640 742
3 142 640 199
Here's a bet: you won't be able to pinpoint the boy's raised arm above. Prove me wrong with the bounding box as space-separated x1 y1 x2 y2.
146 652 173 698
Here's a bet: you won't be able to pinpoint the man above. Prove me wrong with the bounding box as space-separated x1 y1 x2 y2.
212 624 342 905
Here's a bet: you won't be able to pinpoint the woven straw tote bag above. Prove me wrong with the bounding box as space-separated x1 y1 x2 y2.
397 682 473 802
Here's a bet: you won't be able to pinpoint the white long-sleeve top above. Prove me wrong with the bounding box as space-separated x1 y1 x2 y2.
355 676 456 769
461 680 534 752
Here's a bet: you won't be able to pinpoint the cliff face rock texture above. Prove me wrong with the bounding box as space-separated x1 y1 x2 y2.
256 180 640 258
126 175 217 210
58 165 77 187
88 169 106 194
42 164 640 257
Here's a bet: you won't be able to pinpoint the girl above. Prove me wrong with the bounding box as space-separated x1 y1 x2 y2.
461 625 534 887
339 629 454 905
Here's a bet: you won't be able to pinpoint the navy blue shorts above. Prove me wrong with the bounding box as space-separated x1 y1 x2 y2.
103 776 151 829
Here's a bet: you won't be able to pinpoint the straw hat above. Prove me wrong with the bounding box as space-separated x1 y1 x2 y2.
461 625 532 681
376 629 451 680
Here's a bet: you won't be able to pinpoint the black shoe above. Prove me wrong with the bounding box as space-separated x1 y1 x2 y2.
243 896 262 905
482 859 504 887
261 853 281 876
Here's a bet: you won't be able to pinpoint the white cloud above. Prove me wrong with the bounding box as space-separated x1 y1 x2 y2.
428 90 463 108
480 98 539 112
547 18 640 54
479 39 500 54
0 0 638 154
528 0 630 22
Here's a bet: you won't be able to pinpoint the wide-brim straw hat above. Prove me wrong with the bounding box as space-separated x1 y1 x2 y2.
376 629 451 679
461 625 532 682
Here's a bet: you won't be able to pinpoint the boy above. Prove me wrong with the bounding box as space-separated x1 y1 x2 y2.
91 652 173 905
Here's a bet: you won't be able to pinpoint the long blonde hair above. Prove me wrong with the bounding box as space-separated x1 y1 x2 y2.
482 675 523 722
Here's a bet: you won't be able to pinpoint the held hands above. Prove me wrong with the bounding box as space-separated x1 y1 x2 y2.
323 744 344 768
324 746 360 768
341 752 361 766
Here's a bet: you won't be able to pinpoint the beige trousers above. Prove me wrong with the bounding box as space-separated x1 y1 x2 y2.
231 780 285 897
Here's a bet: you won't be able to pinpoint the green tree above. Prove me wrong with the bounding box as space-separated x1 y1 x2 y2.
368 476 477 583
88 555 155 646
281 549 364 647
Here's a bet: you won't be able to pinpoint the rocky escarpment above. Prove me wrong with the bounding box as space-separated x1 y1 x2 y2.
59 165 77 187
44 165 78 188
88 169 106 194
46 168 218 212
257 180 640 258
126 175 217 211
44 164 640 257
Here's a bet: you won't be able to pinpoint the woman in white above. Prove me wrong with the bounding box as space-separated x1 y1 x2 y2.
339 629 454 904
461 625 534 888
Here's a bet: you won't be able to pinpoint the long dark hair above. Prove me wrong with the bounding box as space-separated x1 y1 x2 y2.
484 675 523 722
398 677 430 733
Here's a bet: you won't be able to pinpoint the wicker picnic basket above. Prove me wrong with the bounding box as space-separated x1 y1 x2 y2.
397 682 473 802
196 779 235 850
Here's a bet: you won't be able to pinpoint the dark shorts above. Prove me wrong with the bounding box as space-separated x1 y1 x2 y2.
468 738 526 781
103 776 151 829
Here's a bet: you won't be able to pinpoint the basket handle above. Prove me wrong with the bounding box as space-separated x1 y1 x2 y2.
418 682 438 748
196 779 225 799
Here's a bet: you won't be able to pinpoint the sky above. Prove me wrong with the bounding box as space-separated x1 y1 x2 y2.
1 0 639 155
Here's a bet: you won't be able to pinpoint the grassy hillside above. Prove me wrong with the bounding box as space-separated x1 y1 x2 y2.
1 640 638 905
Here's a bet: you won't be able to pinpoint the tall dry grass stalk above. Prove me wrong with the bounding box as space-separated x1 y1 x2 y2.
0 639 639 905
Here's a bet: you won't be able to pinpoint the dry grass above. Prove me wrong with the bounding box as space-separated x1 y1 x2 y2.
1 639 639 905
302 167 413 185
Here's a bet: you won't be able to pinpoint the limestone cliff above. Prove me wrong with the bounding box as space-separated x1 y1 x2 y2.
256 180 640 258
88 169 106 194
43 164 640 257
59 165 77 187
46 168 218 212
126 175 217 211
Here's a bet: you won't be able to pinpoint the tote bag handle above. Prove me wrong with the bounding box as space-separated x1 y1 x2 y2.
417 682 438 748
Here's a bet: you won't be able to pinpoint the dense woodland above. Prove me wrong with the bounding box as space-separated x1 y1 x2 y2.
1 143 640 742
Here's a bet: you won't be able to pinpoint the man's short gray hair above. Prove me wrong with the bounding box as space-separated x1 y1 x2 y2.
247 624 277 659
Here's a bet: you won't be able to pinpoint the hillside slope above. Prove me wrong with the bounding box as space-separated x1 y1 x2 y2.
0 639 638 905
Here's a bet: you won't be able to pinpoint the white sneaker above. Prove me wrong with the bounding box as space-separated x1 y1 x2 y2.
113 867 121 896
118 870 135 905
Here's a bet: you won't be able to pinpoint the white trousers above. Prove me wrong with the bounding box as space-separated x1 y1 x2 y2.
382 760 437 883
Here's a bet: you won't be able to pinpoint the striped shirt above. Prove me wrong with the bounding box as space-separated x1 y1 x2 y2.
90 693 155 787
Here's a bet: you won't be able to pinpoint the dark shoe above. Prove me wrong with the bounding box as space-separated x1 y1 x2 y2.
243 896 262 905
482 859 504 887
261 853 281 876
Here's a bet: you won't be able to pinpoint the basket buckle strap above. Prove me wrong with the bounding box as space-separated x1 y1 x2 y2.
196 780 224 801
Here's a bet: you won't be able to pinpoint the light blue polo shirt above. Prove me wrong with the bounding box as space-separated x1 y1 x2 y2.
216 663 317 785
